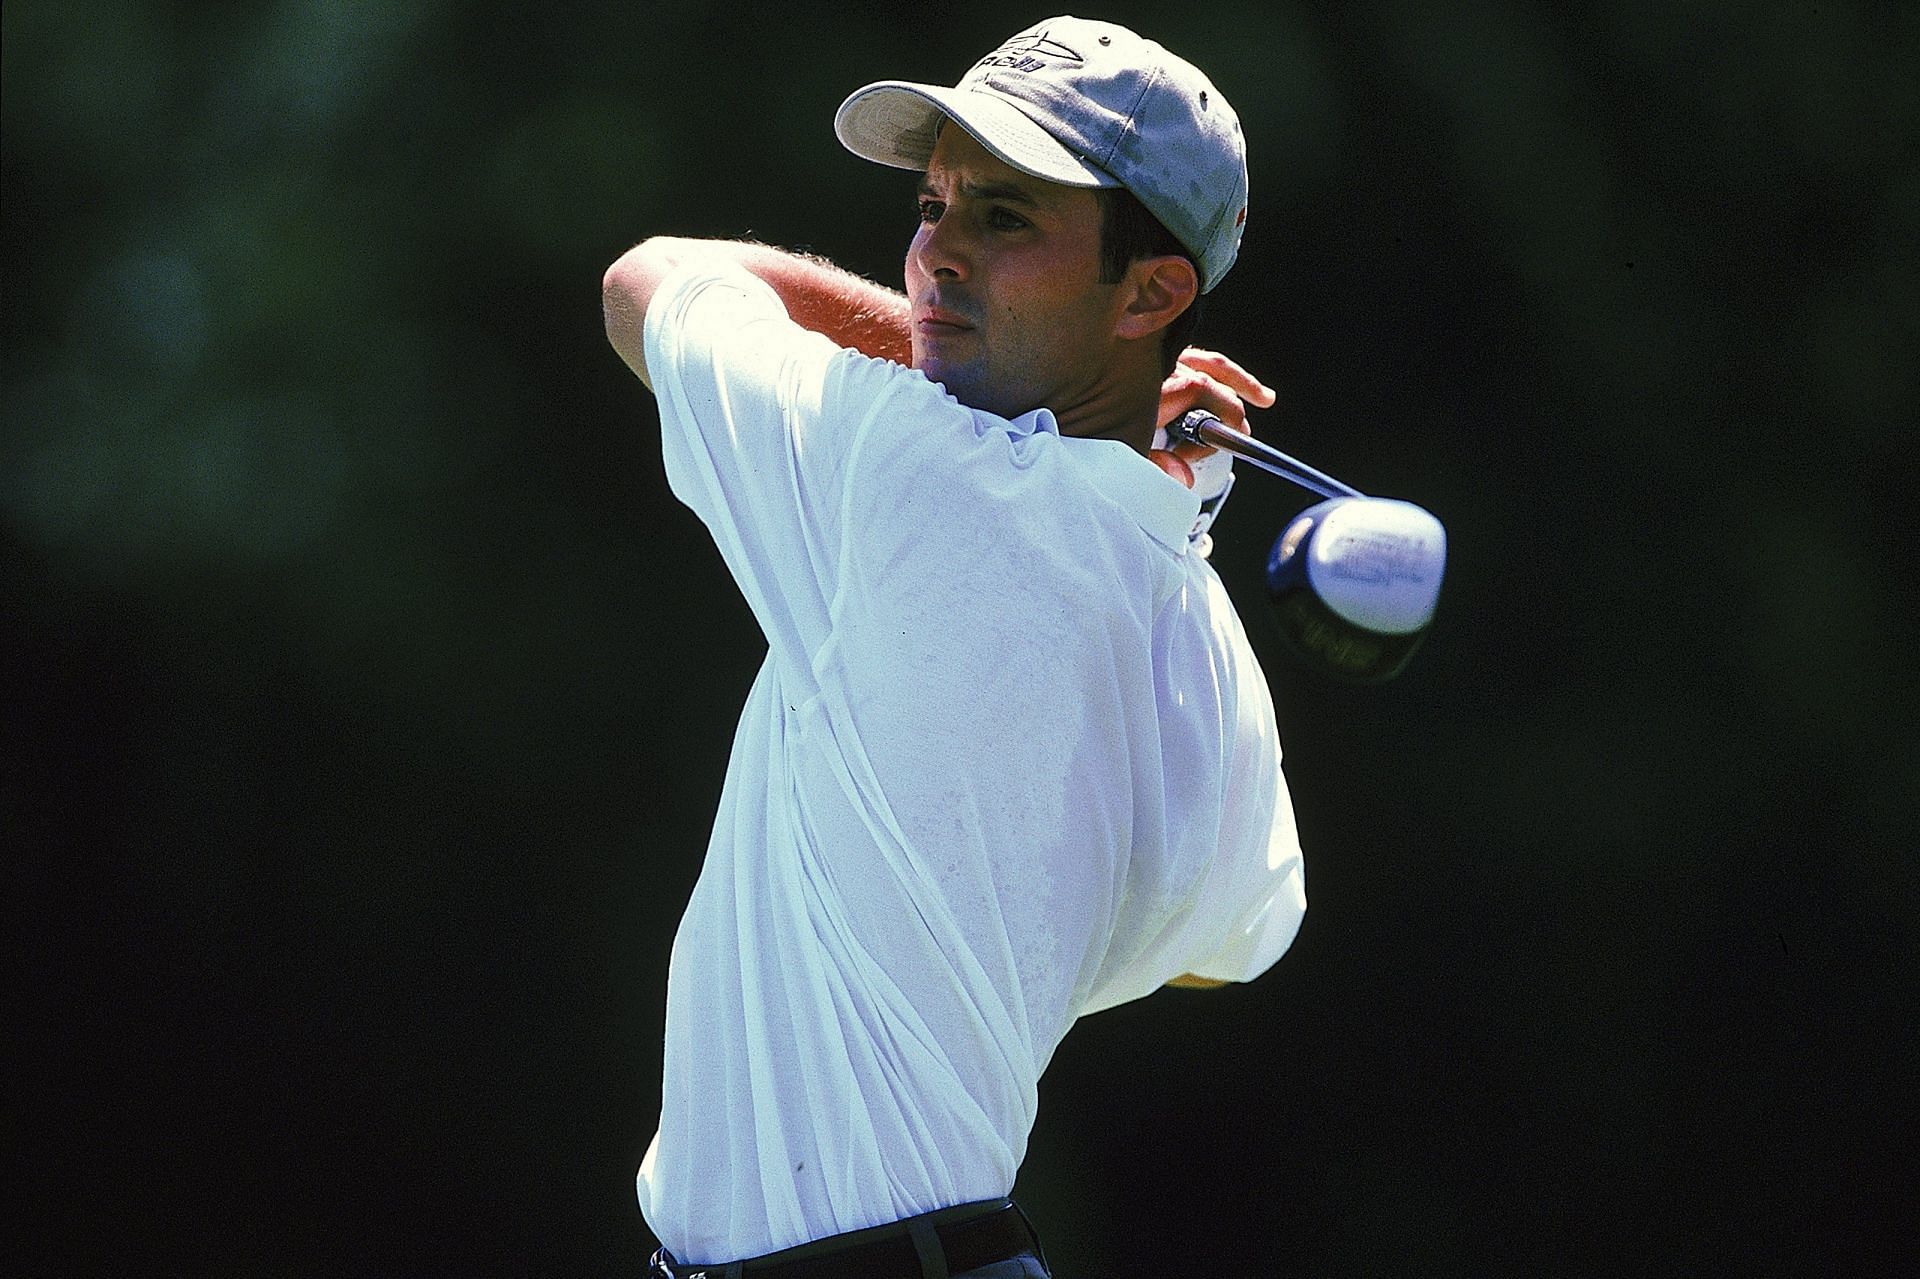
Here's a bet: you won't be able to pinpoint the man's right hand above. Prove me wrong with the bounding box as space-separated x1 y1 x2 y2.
1148 347 1276 488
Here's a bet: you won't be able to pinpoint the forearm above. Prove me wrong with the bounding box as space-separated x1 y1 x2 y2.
726 241 912 364
603 237 911 385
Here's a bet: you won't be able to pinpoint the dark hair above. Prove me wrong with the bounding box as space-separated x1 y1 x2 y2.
1096 187 1204 376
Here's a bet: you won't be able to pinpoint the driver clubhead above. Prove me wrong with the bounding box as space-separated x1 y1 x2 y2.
1264 497 1447 683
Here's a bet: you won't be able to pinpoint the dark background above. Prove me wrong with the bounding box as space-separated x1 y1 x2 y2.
6 1 1914 1274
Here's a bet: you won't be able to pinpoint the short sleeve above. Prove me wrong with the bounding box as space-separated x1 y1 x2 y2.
1078 563 1306 1013
641 260 866 676
1166 582 1306 985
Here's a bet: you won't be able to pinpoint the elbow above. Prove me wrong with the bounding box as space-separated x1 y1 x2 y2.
602 238 676 330
603 238 666 304
603 238 682 380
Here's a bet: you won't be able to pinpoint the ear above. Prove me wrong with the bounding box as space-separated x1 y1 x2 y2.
1112 255 1200 342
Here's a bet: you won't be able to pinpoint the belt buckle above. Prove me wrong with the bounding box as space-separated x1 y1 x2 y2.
652 1245 734 1279
649 1247 709 1279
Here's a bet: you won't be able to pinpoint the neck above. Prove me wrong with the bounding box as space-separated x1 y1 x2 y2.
1050 373 1162 456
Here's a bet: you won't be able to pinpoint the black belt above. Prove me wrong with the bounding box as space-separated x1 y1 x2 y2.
648 1198 1042 1279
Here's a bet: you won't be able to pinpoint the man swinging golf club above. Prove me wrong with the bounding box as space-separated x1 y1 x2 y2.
604 17 1309 1276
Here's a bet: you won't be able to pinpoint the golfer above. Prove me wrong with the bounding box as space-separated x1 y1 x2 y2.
604 17 1307 1277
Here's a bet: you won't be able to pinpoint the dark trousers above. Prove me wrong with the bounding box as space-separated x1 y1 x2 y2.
648 1198 1051 1279
951 1255 1050 1279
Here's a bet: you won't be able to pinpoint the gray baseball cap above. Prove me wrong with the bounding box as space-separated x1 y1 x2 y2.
834 16 1249 293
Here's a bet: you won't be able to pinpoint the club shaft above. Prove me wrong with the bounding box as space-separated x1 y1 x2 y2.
1171 411 1365 500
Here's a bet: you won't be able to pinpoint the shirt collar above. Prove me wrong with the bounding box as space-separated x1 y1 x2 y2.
1015 408 1199 554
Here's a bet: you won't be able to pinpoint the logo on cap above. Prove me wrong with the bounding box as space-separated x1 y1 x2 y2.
975 29 1083 73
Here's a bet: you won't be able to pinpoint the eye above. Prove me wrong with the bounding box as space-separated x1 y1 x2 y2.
988 207 1029 231
917 198 945 224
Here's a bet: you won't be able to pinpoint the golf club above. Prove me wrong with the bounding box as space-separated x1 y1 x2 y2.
1166 410 1447 683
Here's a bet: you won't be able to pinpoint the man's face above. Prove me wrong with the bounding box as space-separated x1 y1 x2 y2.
906 126 1126 420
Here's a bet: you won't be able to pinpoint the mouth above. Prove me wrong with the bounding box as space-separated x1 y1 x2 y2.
915 305 975 335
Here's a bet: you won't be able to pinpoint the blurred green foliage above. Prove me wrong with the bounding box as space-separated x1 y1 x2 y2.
6 0 1914 1273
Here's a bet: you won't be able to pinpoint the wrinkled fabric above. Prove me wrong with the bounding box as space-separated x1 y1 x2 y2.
637 262 1305 1261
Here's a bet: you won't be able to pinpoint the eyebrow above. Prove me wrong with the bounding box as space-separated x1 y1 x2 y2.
918 176 1047 209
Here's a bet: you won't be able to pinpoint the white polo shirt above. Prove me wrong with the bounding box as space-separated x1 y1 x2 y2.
636 261 1305 1263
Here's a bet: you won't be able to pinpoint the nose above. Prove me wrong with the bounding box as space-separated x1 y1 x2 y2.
910 210 970 283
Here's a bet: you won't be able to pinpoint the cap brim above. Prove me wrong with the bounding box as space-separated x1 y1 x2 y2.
834 81 1121 189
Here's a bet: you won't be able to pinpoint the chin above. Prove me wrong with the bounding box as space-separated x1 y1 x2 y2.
919 362 1030 419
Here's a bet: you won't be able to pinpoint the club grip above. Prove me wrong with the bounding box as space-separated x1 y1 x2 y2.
1169 411 1364 501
